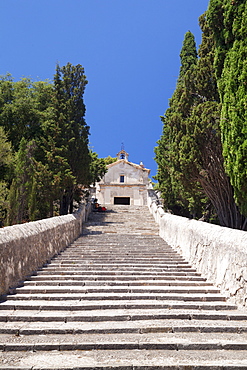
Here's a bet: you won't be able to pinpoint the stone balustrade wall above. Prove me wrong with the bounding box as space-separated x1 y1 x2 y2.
0 203 91 297
148 195 247 307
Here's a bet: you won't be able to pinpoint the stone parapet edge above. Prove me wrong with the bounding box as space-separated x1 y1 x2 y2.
0 203 91 297
148 195 247 307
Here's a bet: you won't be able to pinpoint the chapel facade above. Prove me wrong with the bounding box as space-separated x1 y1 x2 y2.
95 149 150 206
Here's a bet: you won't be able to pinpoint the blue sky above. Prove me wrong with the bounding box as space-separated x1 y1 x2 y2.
0 0 209 178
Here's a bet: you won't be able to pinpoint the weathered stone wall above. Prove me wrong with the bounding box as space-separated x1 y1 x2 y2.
0 203 91 297
148 196 247 307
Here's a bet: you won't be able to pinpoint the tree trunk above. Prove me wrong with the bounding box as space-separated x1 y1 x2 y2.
69 199 73 214
60 186 74 215
49 199 54 218
197 137 247 230
60 192 69 215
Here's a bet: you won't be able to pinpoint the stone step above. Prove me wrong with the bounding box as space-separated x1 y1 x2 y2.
13 285 221 294
1 350 247 369
55 249 183 252
0 300 237 311
72 244 168 247
64 256 182 259
1 308 246 323
20 280 220 294
41 266 198 272
35 269 201 276
6 292 226 302
68 251 178 255
59 249 179 253
2 318 247 335
2 332 247 351
51 258 188 263
28 274 208 282
53 249 183 254
15 281 219 293
45 262 193 268
2 351 247 370
55 245 179 249
23 280 212 287
72 235 163 238
71 244 170 248
75 242 166 245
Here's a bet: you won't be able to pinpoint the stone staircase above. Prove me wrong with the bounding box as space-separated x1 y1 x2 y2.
0 205 247 369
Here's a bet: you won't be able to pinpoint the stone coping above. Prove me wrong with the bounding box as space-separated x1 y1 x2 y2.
148 197 247 307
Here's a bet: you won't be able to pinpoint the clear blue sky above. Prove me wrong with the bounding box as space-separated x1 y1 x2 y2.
0 0 209 179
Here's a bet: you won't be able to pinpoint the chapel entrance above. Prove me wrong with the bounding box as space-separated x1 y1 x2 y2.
114 197 130 205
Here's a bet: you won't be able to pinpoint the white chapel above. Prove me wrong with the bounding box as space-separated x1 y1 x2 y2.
95 149 151 206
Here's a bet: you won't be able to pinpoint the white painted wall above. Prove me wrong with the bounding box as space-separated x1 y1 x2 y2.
101 160 149 185
96 160 150 205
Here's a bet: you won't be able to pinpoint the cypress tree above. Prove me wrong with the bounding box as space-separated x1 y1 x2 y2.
208 0 247 222
179 13 244 228
155 14 245 228
46 63 91 215
155 31 204 218
179 31 198 82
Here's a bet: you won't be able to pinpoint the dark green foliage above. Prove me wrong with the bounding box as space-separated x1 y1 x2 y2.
0 126 12 226
0 77 52 151
104 156 118 165
42 63 91 215
155 13 245 228
155 31 204 218
7 139 37 225
208 0 247 219
178 31 198 82
0 64 105 225
89 151 107 186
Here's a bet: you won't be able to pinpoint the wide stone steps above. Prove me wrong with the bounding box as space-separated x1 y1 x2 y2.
1 205 247 369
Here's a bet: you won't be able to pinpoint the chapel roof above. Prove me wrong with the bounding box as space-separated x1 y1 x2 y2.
107 158 150 174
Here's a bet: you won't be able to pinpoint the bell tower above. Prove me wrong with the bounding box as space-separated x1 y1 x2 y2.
117 143 129 161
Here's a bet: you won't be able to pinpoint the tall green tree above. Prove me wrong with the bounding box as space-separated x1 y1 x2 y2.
208 0 247 222
0 68 107 225
155 17 245 228
44 63 91 215
178 14 244 228
155 31 203 218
